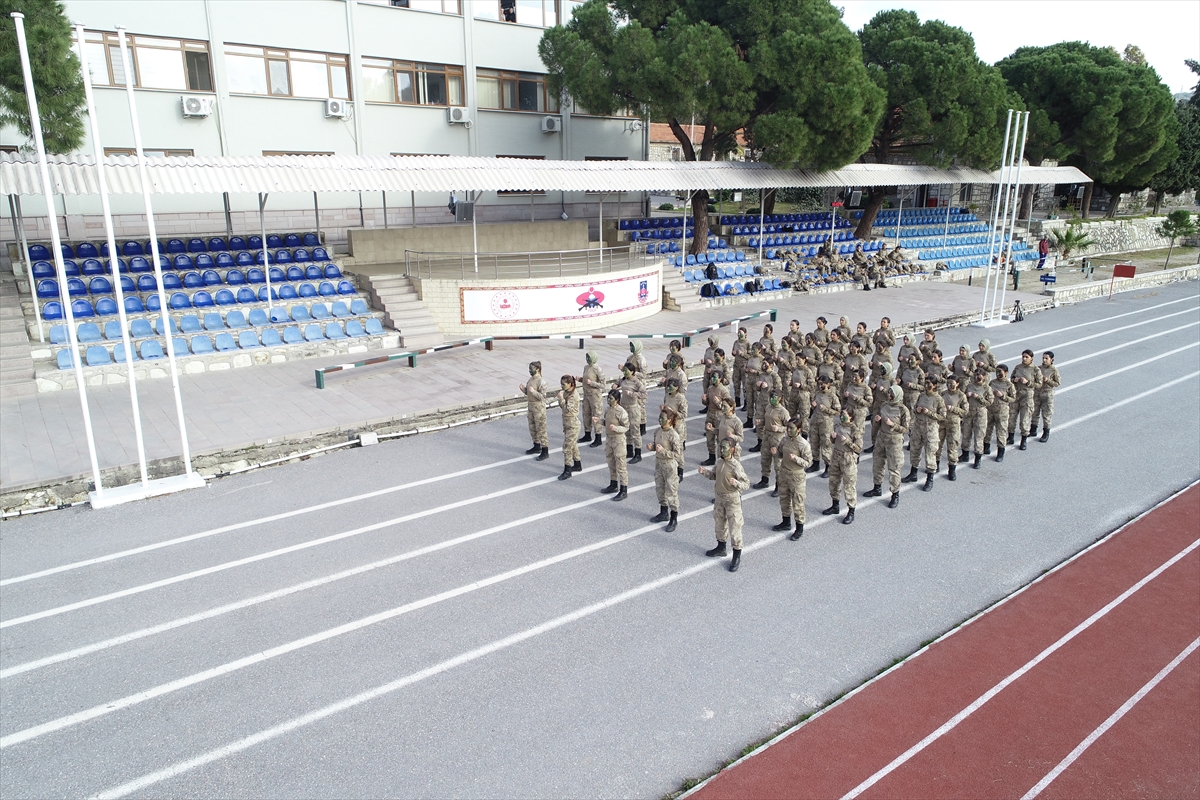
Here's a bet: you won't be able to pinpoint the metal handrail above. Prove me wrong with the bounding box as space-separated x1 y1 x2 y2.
402 245 653 280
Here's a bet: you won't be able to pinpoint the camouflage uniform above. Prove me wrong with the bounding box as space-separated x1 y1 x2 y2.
1033 361 1061 436
871 391 910 493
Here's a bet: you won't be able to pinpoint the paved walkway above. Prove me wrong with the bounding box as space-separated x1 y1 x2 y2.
0 280 1043 491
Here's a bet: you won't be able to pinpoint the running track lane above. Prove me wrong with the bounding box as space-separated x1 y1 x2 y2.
689 484 1200 800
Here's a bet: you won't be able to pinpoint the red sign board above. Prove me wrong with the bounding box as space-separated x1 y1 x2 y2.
1113 263 1137 279
831 201 844 207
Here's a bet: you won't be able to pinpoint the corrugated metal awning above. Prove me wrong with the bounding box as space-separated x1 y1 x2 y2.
0 153 1092 197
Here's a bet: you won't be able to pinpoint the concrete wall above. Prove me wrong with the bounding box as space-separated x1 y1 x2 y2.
348 219 589 263
1033 217 1173 258
411 264 662 337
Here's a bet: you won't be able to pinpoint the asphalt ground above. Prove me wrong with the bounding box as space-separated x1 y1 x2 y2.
0 280 1198 798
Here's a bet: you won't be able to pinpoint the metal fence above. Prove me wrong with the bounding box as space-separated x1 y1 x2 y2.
403 246 655 280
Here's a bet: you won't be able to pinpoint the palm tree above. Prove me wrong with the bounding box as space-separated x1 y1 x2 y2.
1049 228 1095 260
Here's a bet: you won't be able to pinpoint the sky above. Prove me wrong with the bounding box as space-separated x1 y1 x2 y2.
839 0 1200 95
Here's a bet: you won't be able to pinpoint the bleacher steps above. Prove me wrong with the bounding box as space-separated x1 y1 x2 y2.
0 278 37 398
364 274 444 350
661 268 705 312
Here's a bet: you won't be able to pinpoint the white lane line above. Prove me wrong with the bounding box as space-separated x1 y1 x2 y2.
839 538 1200 800
1057 372 1200 432
0 478 770 751
86 508 835 800
8 369 1193 759
0 428 710 630
0 412 703 589
1021 636 1200 800
1055 321 1199 367
0 436 705 679
1024 306 1198 356
990 296 1198 351
1057 343 1199 395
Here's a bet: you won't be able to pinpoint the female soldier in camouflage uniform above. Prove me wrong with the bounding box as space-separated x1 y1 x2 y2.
556 375 583 480
647 408 684 532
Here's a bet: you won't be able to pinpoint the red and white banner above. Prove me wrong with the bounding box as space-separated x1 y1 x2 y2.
460 269 660 324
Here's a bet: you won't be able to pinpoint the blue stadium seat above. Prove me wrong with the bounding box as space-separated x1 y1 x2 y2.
235 252 254 267
169 291 192 309
37 279 59 298
228 236 247 251
76 322 102 343
303 232 320 247
85 345 111 366
173 254 193 270
190 334 214 354
162 273 183 290
337 280 356 295
298 283 317 298
286 266 304 282
192 290 215 308
226 310 249 328
330 301 350 318
324 264 342 279
273 249 292 264
94 297 119 316
121 241 144 256
261 328 283 347
284 233 301 247
311 303 331 321
345 319 366 338
266 234 283 248
126 256 149 273
208 237 228 252
247 235 263 250
81 258 105 276
124 296 145 314
113 342 137 363
318 281 337 297
236 287 257 304
312 247 329 261
248 308 269 326
187 238 207 253
103 321 122 340
201 270 222 286
290 305 311 322
67 277 88 296
214 288 236 306
238 330 261 348
278 284 299 300
76 242 99 258
282 326 303 344
246 268 265 284
31 260 55 280
325 322 347 340
292 248 310 263
216 252 235 268
303 323 324 342
183 271 204 289
180 315 202 333
195 253 215 269
350 298 369 315
130 319 154 338
226 269 246 285
170 337 190 356
118 275 136 293
29 244 51 261
364 318 383 335
71 299 96 318
213 333 237 352
145 294 161 312
269 267 285 283
166 239 185 254
56 348 76 369
270 307 289 323
140 340 165 360
305 265 323 280
203 312 226 331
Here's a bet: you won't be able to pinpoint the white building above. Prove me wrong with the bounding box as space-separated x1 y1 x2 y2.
2 0 648 246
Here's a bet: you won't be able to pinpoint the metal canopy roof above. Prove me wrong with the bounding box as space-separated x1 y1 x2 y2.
0 153 1092 197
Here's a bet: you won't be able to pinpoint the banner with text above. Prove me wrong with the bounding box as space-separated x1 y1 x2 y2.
460 270 660 324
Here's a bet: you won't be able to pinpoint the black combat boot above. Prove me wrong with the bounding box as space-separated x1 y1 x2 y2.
771 483 779 498
983 442 991 455
1039 426 1050 443
1019 435 1028 451
842 507 855 525
665 511 678 532
578 431 592 444
790 523 804 540
863 484 883 498
600 480 618 494
806 460 821 474
626 444 634 459
558 465 572 481
537 446 549 461
902 466 919 483
590 434 603 448
1006 431 1015 446
629 448 642 464
701 452 716 467
973 452 982 469
705 540 727 558
744 416 754 429
651 505 670 523
888 492 900 509
752 476 770 490
640 423 647 436
819 462 829 478
736 397 743 410
526 443 541 454
996 445 1005 463
749 441 762 453
572 460 582 472
729 549 741 572
922 471 934 491
822 501 840 516
863 445 874 454
948 463 957 481
772 516 792 532
612 484 627 501
960 448 970 462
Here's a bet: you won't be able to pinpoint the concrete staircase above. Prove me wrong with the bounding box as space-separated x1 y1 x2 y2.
363 274 444 350
0 277 37 398
661 267 706 312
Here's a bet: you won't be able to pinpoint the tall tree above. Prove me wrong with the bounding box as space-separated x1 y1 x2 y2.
539 0 885 252
0 0 86 154
999 42 1178 219
1148 100 1199 214
852 9 1013 239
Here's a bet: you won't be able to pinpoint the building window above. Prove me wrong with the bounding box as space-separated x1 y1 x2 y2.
377 0 462 12
476 69 558 112
225 45 350 100
362 59 463 106
262 151 335 157
571 98 636 117
78 31 212 92
496 154 546 195
474 0 557 27
104 147 195 158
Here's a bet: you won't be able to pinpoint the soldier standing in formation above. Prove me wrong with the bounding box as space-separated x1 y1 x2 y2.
579 351 606 448
824 410 860 524
520 360 549 461
700 437 751 572
647 408 684 532
1033 351 1060 442
1008 348 1043 450
986 364 1016 462
939 375 968 481
731 328 750 408
598 388 629 500
964 369 994 469
556 375 583 480
865 385 909 508
772 416 813 538
905 376 946 491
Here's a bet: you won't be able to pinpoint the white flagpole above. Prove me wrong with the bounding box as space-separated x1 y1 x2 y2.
258 193 274 318
11 12 104 498
995 111 1030 319
116 27 195 478
988 114 1021 321
9 195 44 341
75 21 149 490
980 110 1014 323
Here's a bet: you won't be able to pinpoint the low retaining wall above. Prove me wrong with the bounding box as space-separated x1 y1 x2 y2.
1045 264 1199 305
347 220 590 265
1033 217 1172 258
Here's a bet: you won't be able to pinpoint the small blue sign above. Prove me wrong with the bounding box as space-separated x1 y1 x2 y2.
1040 274 1057 284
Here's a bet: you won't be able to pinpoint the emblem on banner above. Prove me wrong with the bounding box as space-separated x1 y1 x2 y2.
490 291 520 319
638 280 649 303
577 287 604 311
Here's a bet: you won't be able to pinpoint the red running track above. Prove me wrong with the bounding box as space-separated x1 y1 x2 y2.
691 483 1200 800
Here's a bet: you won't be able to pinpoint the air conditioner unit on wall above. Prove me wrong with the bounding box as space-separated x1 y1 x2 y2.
325 98 351 119
447 106 471 126
180 95 214 118
541 116 562 134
